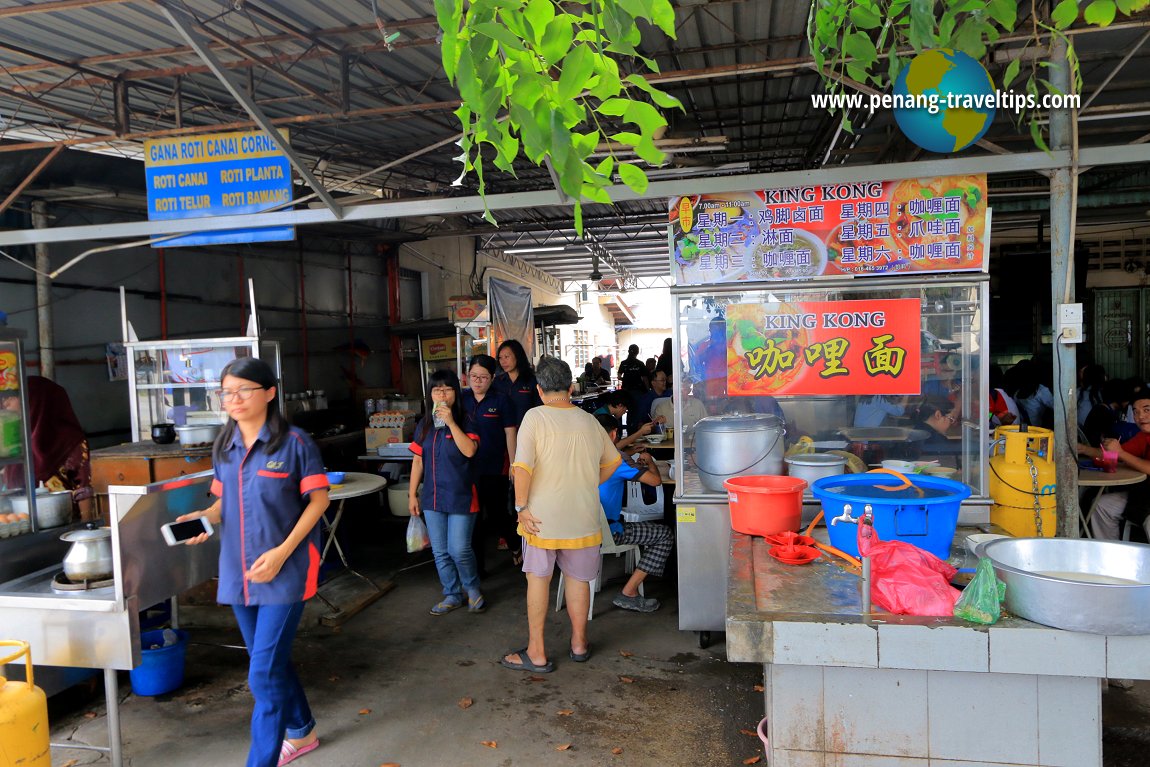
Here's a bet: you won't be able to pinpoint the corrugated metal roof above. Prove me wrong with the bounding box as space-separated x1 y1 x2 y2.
0 1 1147 285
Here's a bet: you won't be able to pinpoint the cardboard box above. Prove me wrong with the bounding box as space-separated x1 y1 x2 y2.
366 427 406 449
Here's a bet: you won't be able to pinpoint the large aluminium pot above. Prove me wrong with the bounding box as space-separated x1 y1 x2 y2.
60 526 113 581
982 537 1150 635
692 413 784 493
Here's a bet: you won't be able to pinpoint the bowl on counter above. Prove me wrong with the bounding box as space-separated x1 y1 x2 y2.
643 434 666 445
325 471 346 486
174 423 222 447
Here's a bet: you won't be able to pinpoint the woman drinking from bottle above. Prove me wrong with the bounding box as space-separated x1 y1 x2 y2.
179 356 329 767
408 369 484 614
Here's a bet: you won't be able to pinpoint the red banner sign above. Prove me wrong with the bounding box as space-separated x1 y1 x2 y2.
726 299 922 396
670 174 988 285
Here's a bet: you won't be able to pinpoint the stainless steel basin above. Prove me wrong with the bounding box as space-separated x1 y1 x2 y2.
982 537 1150 635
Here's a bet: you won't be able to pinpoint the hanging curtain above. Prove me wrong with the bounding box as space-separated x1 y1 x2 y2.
487 277 535 360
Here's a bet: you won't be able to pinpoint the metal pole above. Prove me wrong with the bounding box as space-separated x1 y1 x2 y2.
1049 36 1079 538
104 667 124 767
31 200 54 379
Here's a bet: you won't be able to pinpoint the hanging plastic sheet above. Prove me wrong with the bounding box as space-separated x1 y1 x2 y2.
488 277 535 360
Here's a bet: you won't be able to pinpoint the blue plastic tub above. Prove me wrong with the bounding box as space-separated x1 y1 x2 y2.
811 473 971 560
130 629 188 696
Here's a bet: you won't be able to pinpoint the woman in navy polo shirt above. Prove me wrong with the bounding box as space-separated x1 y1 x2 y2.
493 339 542 425
408 369 484 614
463 354 519 571
180 356 329 767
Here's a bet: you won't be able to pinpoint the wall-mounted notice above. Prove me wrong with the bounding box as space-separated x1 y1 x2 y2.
144 129 295 247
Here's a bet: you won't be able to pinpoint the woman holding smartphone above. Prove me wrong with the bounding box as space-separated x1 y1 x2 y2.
409 369 482 614
179 357 329 767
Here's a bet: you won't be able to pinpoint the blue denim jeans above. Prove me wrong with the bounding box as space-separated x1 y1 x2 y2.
232 602 315 767
421 509 481 601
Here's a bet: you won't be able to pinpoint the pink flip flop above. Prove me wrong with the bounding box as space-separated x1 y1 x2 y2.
278 738 319 766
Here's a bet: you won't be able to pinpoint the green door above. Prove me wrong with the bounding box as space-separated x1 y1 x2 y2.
1094 289 1140 380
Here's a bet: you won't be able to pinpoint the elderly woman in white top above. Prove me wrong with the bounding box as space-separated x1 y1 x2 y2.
501 356 621 673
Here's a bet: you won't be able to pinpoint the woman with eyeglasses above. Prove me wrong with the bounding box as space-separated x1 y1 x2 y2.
463 355 520 571
492 339 542 425
178 356 329 767
408 369 483 615
910 397 960 467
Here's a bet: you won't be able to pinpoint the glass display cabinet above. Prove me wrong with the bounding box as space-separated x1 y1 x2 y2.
124 337 282 442
0 329 40 535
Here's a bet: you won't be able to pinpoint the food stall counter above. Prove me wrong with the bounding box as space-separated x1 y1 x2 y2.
727 527 1150 767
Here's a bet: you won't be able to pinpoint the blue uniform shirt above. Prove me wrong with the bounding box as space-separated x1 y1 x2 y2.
410 419 480 515
493 371 542 427
210 424 329 606
462 389 513 477
598 456 642 536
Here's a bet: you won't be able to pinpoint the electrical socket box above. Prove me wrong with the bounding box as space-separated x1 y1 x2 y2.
1059 302 1084 344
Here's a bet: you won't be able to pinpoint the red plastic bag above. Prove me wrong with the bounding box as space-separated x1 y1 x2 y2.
858 518 960 616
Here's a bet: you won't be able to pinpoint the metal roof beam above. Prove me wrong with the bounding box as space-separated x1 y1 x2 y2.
0 144 1145 248
158 1 343 218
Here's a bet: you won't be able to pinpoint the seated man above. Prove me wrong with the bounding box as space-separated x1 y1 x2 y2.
595 414 674 613
1080 378 1131 448
651 387 707 430
595 391 660 452
1078 388 1150 541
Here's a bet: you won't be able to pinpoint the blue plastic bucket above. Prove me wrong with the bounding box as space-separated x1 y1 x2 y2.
811 472 971 560
130 629 188 696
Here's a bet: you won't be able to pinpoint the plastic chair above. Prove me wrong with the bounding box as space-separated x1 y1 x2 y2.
555 508 643 620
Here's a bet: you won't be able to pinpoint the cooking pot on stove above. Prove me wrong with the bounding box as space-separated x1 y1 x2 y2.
60 525 113 581
692 413 785 493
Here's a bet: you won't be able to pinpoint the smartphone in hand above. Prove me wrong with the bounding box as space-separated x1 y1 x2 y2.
161 517 214 546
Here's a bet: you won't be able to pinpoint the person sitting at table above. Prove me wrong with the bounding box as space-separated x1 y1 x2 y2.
1077 387 1150 542
635 369 670 426
595 414 673 613
1080 378 1132 448
651 385 707 430
594 391 660 452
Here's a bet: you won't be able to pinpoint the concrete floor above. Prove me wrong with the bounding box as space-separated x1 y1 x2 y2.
47 515 767 766
43 508 1150 766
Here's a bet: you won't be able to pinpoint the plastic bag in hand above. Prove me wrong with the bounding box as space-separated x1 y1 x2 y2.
953 556 1006 624
858 519 961 617
406 514 430 553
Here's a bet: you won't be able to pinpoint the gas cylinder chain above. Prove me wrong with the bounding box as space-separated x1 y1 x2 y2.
1026 452 1043 537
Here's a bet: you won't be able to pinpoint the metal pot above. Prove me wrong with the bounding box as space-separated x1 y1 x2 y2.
692 414 784 493
785 453 847 484
10 488 73 529
60 526 113 581
982 537 1150 635
174 423 222 447
151 423 176 444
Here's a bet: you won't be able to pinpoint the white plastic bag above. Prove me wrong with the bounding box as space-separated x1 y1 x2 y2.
406 514 429 553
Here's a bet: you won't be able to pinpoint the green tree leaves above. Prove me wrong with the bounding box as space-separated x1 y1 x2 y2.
437 0 681 230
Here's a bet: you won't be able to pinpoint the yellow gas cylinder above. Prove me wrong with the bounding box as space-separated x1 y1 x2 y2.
0 640 51 767
989 425 1058 537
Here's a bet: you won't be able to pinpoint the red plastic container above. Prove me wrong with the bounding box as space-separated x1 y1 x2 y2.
723 475 808 536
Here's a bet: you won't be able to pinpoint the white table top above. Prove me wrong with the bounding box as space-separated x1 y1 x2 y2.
328 471 387 500
1078 466 1147 488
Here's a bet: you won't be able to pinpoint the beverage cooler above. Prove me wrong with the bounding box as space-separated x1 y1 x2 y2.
666 177 993 646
